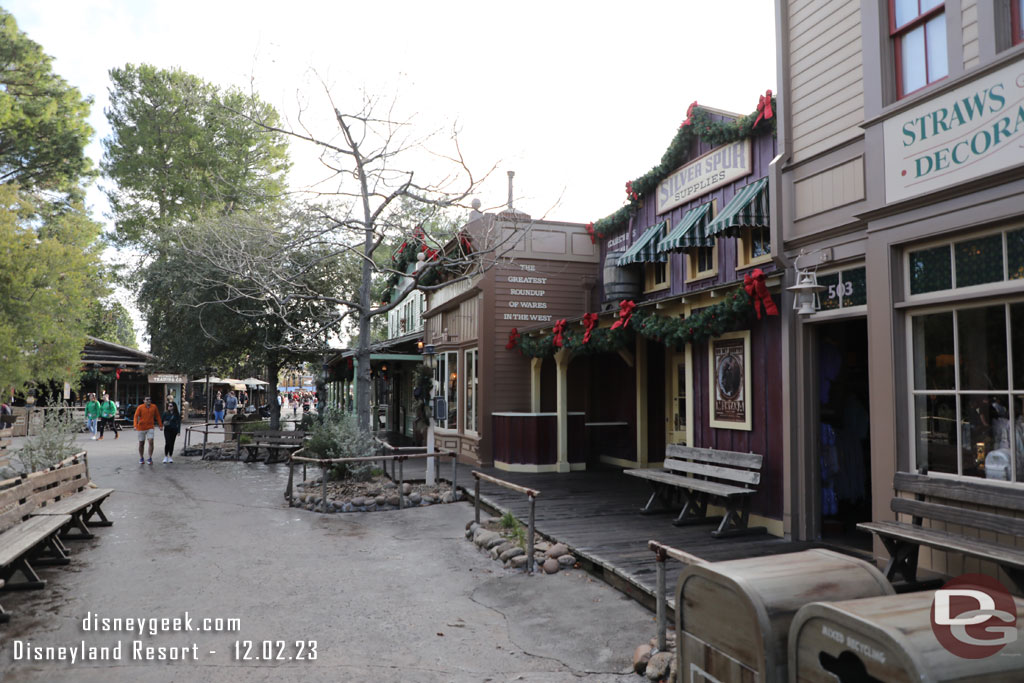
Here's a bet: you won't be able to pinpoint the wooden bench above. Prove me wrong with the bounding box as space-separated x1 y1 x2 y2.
859 471 1024 592
28 454 114 540
0 477 72 622
239 430 306 463
624 444 765 538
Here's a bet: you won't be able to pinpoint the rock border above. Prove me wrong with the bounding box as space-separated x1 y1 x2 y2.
465 517 579 575
290 477 461 513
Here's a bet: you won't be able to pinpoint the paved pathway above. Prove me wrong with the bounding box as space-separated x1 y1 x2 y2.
0 429 652 682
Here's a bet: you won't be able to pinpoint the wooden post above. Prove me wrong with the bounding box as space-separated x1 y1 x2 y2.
302 463 307 482
655 546 667 651
527 493 536 575
474 478 481 524
321 462 328 513
398 457 404 510
202 425 208 459
286 459 294 501
450 453 457 500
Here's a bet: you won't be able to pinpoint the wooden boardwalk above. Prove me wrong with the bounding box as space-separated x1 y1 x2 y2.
399 459 826 611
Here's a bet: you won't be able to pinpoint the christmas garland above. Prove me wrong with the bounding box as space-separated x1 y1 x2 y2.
509 286 758 359
381 229 474 304
589 92 776 241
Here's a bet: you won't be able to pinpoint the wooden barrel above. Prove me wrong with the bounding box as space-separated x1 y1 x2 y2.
675 548 893 683
602 250 641 304
789 590 1024 682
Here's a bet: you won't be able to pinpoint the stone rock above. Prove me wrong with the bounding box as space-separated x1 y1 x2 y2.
534 541 552 553
490 541 516 559
409 492 422 505
633 644 653 674
375 495 387 507
352 496 365 507
365 503 376 512
422 494 435 504
545 543 569 559
383 481 397 489
645 652 673 681
401 483 413 495
484 535 507 550
386 495 401 507
557 554 576 567
466 520 477 531
474 530 500 548
667 654 677 682
542 558 560 574
442 492 454 503
499 546 525 562
509 554 529 569
465 528 474 540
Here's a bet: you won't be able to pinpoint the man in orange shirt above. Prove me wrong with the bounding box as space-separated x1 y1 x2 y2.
134 396 163 465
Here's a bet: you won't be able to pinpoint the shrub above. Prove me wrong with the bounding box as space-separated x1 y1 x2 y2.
17 405 78 473
303 409 377 482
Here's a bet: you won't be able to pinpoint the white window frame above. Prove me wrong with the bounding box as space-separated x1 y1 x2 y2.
465 348 478 435
435 351 459 431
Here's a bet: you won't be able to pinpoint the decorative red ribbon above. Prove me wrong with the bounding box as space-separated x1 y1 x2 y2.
506 328 520 350
459 235 473 253
585 222 596 244
610 300 636 330
582 312 599 344
680 100 699 128
625 181 638 202
753 90 774 127
743 268 778 319
552 319 567 348
421 246 439 261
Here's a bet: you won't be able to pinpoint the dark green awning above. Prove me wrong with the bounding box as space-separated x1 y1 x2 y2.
705 177 770 237
657 203 713 252
617 221 668 266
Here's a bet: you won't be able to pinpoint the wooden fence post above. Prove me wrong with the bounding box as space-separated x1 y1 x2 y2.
527 493 536 575
286 459 294 501
474 477 481 524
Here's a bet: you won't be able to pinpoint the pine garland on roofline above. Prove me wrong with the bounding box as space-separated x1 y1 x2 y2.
589 93 776 241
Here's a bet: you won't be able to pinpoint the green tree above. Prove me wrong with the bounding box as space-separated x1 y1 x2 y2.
0 9 94 198
102 63 291 249
0 185 105 392
86 300 137 348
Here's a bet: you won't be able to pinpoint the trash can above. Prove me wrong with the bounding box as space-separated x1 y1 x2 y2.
788 590 1024 682
675 548 893 683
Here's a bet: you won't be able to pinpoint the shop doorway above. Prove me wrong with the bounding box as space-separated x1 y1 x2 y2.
816 319 872 551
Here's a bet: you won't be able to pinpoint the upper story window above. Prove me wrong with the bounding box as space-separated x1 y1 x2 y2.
1014 0 1024 45
890 0 948 98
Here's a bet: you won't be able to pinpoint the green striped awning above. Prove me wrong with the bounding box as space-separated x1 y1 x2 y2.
617 220 668 266
705 177 770 237
657 203 713 252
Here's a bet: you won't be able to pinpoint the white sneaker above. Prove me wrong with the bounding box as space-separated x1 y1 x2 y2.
91 435 97 440
167 457 173 463
162 457 169 463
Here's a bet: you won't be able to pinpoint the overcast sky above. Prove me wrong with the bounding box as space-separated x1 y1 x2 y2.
6 0 777 345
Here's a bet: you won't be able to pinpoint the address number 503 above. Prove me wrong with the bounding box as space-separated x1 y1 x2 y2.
827 281 853 299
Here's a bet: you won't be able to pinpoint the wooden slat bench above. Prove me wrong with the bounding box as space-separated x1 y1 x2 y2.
859 472 1024 592
29 454 114 540
240 430 306 463
0 477 72 622
624 444 765 538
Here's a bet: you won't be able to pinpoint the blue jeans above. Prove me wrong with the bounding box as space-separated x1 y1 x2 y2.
214 410 225 425
87 418 97 435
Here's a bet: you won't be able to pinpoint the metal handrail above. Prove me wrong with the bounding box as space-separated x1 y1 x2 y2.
286 449 459 513
648 540 708 651
471 471 541 574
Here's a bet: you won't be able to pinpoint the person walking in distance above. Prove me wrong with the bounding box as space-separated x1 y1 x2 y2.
213 391 225 426
133 396 163 465
98 392 119 440
162 400 181 463
85 393 100 440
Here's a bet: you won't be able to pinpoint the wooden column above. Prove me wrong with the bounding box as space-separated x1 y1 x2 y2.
555 348 571 473
635 339 648 467
530 358 543 413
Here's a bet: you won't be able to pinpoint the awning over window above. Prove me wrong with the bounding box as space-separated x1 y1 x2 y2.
657 203 713 252
705 177 770 237
617 220 668 266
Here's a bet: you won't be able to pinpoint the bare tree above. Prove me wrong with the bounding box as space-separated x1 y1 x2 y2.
180 85 532 432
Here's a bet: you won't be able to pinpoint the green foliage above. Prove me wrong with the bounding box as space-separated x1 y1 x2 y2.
86 300 137 348
102 63 290 249
591 103 776 239
304 409 377 481
0 185 106 392
0 10 95 199
380 200 468 304
512 287 754 359
15 405 79 473
500 510 517 529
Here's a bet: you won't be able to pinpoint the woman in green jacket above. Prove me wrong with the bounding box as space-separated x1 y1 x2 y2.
98 392 119 440
85 393 100 440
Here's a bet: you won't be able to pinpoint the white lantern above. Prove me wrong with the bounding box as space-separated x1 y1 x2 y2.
787 270 825 316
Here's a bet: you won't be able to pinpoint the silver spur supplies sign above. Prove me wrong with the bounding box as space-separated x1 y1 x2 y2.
884 56 1024 203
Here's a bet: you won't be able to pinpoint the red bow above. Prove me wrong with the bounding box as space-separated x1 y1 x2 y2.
506 328 520 350
585 222 596 244
610 300 636 330
459 235 473 253
680 100 699 128
743 268 778 319
753 90 774 127
422 246 438 261
552 319 567 348
582 312 599 344
115 369 121 379
625 181 639 202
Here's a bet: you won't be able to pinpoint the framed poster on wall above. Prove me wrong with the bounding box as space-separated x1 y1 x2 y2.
708 330 752 431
